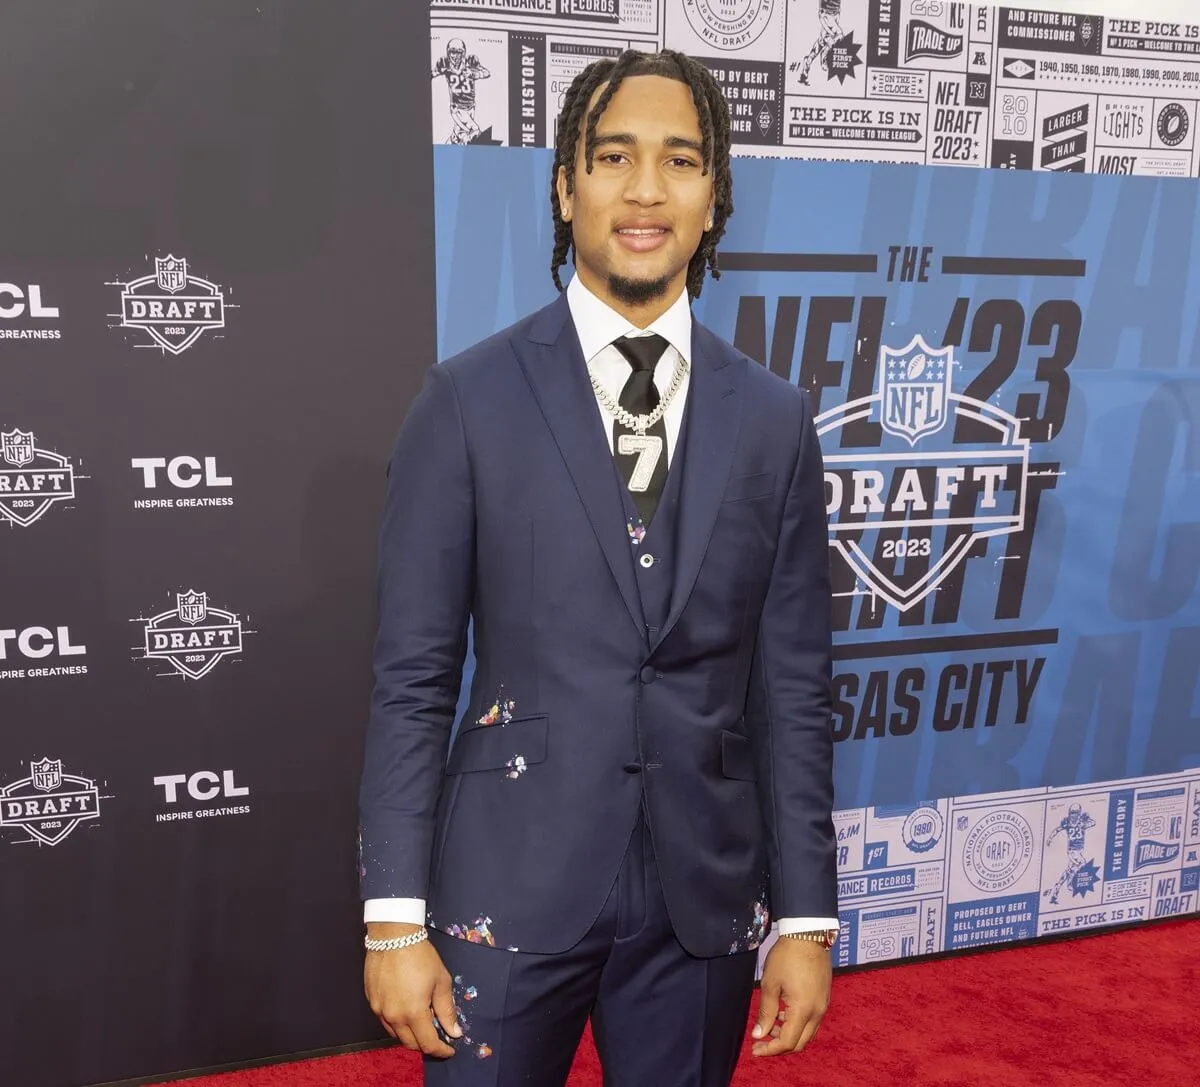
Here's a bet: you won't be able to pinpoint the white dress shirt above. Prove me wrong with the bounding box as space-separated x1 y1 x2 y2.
366 276 838 939
567 271 692 461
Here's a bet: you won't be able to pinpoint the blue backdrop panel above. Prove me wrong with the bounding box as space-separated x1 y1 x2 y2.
434 146 1200 960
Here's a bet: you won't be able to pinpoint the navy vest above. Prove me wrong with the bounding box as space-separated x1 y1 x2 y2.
614 397 692 641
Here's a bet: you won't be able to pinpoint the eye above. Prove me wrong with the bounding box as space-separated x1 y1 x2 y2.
598 152 628 165
669 157 700 169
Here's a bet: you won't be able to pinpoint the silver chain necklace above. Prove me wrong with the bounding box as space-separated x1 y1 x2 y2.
589 352 688 435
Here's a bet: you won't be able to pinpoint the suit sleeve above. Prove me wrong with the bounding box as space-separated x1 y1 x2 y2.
747 386 838 919
358 363 475 902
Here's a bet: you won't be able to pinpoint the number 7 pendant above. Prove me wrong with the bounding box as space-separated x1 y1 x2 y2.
617 432 663 492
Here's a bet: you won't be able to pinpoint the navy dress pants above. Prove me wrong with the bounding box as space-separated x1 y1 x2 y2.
423 809 758 1086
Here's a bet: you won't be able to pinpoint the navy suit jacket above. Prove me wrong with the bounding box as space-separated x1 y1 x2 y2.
359 293 837 958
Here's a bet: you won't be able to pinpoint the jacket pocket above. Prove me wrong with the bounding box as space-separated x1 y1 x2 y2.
720 729 756 781
721 471 776 503
446 714 549 774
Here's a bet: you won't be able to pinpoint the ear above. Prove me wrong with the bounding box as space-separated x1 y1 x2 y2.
555 164 572 222
705 195 715 233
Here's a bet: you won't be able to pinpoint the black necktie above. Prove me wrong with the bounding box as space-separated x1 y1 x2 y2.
612 333 669 526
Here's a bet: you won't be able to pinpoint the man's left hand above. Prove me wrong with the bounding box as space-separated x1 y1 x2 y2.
750 937 832 1057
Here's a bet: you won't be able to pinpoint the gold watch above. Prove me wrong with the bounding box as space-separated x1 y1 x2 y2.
782 928 839 949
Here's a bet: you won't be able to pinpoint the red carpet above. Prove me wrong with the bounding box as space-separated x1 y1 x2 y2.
165 919 1198 1087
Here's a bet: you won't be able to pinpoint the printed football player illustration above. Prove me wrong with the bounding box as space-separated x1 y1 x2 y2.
432 37 491 145
1042 803 1097 905
794 0 845 86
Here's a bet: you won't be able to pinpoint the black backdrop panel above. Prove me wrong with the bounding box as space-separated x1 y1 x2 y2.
0 4 436 1085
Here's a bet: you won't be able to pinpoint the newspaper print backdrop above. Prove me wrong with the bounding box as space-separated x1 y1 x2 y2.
431 1 1200 177
429 2 1200 967
826 768 1199 966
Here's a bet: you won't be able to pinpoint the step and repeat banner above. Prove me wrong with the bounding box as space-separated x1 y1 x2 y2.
429 0 1200 968
2 4 437 1086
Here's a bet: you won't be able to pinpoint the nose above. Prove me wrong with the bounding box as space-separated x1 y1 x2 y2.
623 156 667 206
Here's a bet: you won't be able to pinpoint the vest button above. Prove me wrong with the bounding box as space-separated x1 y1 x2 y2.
639 665 656 684
622 763 642 775
639 552 655 568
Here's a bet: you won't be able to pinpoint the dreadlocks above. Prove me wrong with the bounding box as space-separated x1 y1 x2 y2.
549 49 734 301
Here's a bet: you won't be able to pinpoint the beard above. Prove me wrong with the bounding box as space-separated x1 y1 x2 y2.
607 271 674 307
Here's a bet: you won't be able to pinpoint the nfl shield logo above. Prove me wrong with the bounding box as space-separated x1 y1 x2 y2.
177 591 208 625
878 336 954 446
1 429 36 468
155 255 188 294
31 758 62 792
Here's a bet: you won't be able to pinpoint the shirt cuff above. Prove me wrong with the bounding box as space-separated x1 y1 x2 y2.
364 898 426 925
775 916 840 935
364 903 837 932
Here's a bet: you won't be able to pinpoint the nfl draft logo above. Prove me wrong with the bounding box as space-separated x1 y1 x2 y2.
2 429 34 467
136 590 246 680
962 808 1035 893
155 255 187 293
109 255 227 355
818 335 1030 612
879 339 951 445
177 590 207 625
31 758 61 791
684 0 774 51
0 757 103 846
0 428 78 528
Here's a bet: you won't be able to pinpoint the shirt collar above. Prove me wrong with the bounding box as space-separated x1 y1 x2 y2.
566 274 692 367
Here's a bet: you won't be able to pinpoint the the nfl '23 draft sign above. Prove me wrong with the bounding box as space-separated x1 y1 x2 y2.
430 2 1200 967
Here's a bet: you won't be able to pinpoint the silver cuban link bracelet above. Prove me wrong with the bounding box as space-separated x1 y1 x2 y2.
364 928 430 952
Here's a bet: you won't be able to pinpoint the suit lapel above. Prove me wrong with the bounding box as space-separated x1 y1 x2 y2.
513 295 648 641
652 322 744 654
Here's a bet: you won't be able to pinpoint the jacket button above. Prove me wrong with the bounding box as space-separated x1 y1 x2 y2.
639 552 655 568
622 763 642 775
639 665 656 684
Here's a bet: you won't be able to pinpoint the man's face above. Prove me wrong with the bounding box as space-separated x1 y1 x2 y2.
556 74 715 313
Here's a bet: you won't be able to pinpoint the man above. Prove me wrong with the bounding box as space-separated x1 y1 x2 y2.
1043 802 1097 905
794 0 845 86
432 37 490 145
360 48 838 1086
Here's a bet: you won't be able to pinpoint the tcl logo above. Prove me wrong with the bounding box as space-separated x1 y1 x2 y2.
132 457 232 489
0 284 58 319
154 770 249 803
0 626 86 659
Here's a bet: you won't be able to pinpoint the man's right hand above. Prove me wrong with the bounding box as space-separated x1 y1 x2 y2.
364 923 461 1057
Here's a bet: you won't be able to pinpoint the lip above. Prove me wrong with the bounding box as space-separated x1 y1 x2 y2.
613 221 671 254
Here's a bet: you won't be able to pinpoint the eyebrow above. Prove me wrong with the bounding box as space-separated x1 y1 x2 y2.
592 132 704 154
